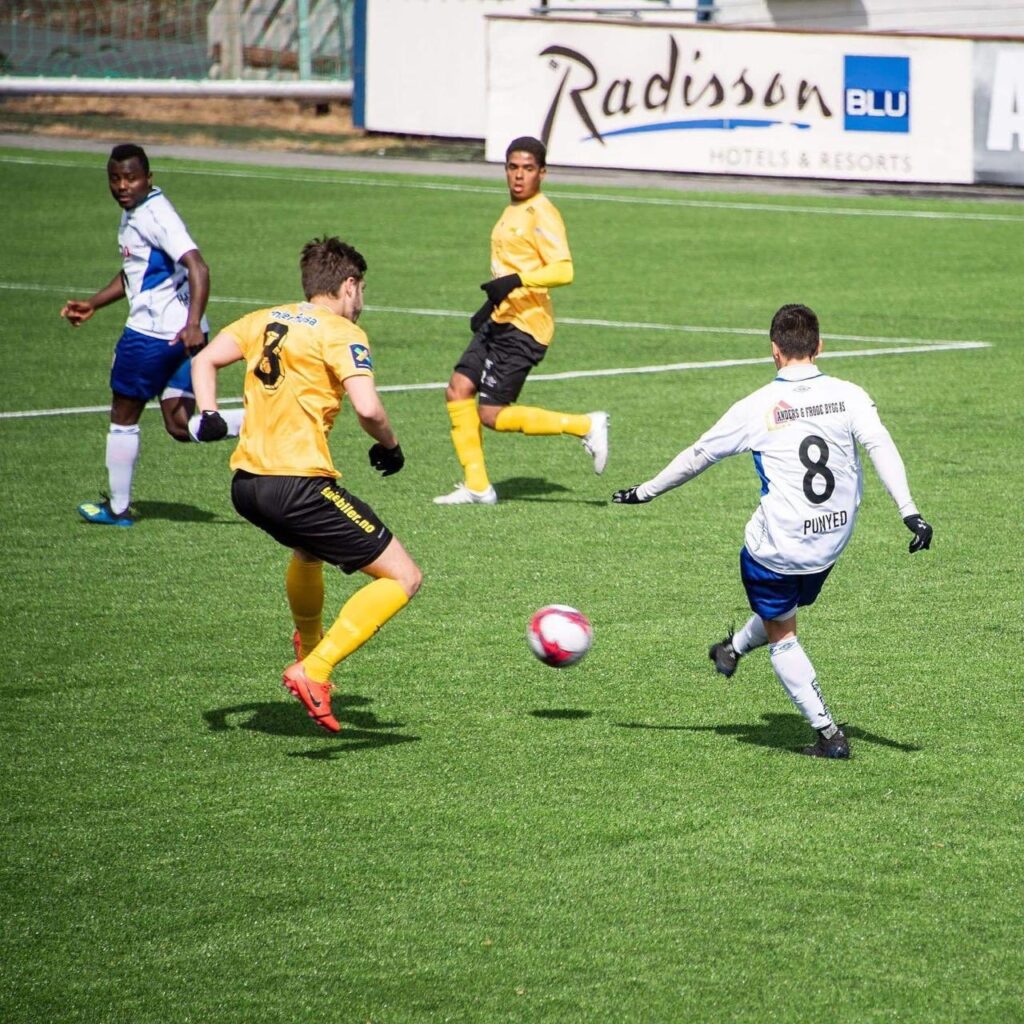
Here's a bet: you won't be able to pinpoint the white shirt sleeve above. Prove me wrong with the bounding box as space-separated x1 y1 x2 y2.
145 198 200 264
851 395 918 518
635 398 752 501
636 445 716 501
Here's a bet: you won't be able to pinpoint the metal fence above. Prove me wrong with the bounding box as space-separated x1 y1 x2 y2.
0 0 353 92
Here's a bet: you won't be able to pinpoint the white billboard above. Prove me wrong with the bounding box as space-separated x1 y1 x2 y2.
974 42 1024 184
359 0 535 138
485 17 975 184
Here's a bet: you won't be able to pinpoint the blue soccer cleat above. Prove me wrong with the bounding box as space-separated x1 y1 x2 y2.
77 499 134 528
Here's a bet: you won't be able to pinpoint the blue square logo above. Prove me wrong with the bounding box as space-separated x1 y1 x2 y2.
844 55 910 134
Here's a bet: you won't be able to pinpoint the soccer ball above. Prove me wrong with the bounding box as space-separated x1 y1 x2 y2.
527 605 592 668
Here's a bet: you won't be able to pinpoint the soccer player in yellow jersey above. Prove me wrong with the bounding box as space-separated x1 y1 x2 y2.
191 237 422 733
434 136 609 505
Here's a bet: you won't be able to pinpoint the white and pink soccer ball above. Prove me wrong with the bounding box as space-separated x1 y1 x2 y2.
527 605 593 668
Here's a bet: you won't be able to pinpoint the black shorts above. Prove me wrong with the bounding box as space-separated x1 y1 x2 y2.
231 471 392 574
454 321 547 407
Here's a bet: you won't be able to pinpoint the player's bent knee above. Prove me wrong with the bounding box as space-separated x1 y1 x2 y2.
478 405 503 429
399 563 423 599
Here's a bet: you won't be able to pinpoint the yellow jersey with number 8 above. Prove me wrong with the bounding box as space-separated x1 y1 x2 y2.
224 302 374 478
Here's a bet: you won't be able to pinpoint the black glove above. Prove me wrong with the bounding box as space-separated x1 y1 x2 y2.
470 299 494 333
369 442 405 477
612 486 650 505
195 410 227 442
903 514 933 553
480 273 522 306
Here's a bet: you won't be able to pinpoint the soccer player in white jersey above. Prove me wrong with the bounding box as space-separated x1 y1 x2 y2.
612 304 933 759
61 143 242 527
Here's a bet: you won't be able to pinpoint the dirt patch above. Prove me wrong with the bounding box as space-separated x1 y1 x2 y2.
0 94 483 159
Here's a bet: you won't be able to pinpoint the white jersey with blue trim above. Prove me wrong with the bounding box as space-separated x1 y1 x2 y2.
637 363 918 574
118 188 208 341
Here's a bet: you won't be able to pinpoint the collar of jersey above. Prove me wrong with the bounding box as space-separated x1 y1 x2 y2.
129 188 162 212
775 363 822 382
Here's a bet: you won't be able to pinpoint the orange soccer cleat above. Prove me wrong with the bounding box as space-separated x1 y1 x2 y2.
282 661 340 733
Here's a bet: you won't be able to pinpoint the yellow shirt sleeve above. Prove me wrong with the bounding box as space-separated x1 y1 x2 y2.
519 259 573 289
323 322 375 383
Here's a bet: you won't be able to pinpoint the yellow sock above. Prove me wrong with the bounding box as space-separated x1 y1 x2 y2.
286 554 324 659
494 405 590 437
304 578 410 682
446 398 490 492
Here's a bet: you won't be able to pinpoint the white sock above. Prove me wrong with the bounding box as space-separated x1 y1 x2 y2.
768 637 834 731
106 424 140 514
733 614 768 655
187 407 244 441
222 408 244 436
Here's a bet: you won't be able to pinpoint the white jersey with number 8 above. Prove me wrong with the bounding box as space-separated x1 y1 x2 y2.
639 363 919 574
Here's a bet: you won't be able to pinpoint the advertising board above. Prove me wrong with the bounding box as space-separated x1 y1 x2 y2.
973 42 1024 184
485 17 976 184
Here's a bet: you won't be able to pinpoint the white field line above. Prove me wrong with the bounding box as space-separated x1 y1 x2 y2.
2 281 992 348
2 154 1023 223
0 342 990 421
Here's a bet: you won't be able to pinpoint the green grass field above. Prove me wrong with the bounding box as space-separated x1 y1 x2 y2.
2 146 1022 1024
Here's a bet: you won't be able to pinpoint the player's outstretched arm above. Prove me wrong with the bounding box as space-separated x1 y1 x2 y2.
611 444 716 505
60 273 126 326
611 486 651 505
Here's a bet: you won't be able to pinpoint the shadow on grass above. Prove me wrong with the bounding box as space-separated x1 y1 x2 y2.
618 713 922 755
495 476 606 507
134 500 237 524
203 695 419 755
530 708 593 720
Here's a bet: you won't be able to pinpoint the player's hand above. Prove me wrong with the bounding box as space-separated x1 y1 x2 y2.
194 410 228 442
612 486 650 505
470 300 494 333
60 300 94 327
369 442 405 477
480 273 522 306
903 514 933 553
175 323 207 353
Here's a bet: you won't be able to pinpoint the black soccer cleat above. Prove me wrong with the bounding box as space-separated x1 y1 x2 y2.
708 635 740 678
802 726 850 760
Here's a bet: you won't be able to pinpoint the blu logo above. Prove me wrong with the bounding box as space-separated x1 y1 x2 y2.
844 55 910 134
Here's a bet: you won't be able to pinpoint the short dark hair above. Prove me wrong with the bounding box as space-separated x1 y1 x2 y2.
300 236 367 300
770 304 820 359
505 136 546 167
109 143 149 173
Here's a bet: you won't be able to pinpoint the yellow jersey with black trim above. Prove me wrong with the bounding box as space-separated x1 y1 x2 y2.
225 302 374 478
490 192 571 346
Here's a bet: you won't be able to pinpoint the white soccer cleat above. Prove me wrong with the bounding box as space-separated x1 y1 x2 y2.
582 411 610 474
433 483 498 506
